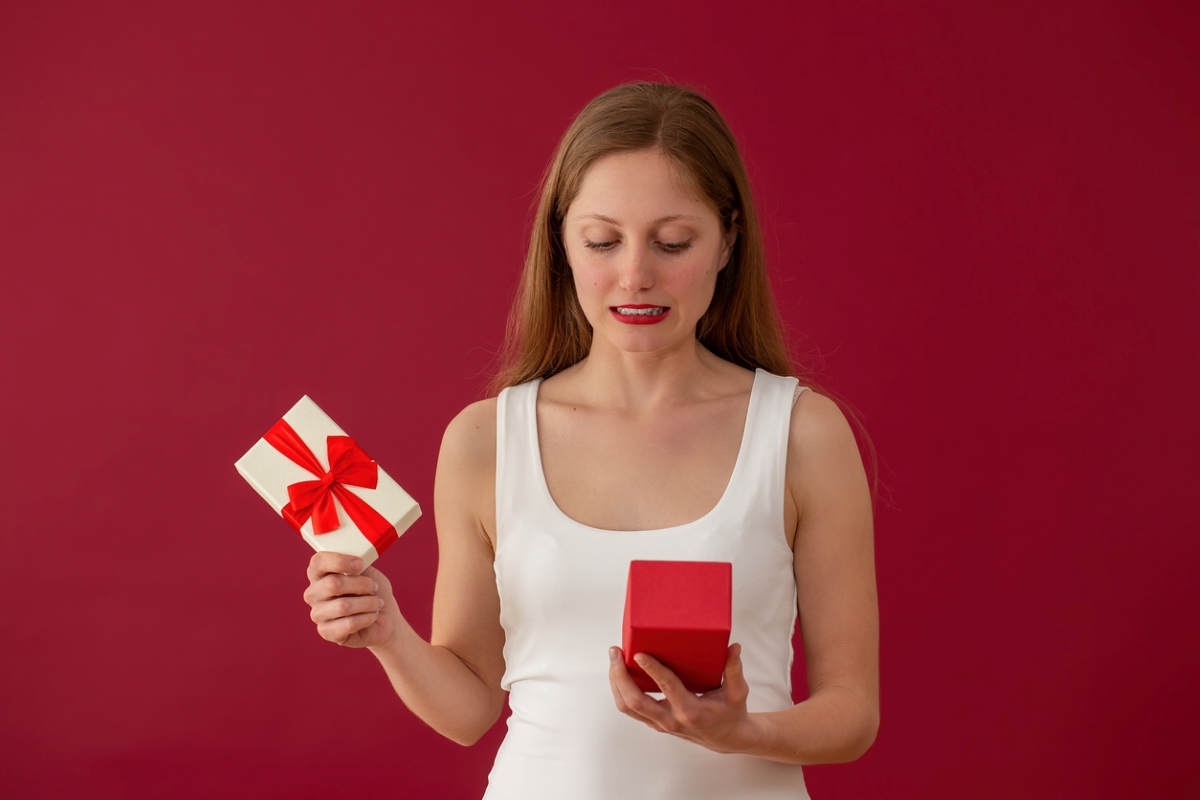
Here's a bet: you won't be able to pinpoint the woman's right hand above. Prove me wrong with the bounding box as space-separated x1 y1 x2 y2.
303 552 400 649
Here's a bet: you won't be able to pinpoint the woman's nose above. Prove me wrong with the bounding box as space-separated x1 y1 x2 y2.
616 242 655 292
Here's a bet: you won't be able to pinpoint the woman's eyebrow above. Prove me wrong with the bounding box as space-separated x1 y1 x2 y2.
575 213 701 225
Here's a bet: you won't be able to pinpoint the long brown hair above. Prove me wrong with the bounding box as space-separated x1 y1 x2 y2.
487 80 885 504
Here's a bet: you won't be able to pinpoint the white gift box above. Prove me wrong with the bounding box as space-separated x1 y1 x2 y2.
235 396 421 568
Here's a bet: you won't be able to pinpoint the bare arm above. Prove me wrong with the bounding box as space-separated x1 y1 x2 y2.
742 389 880 762
304 399 507 746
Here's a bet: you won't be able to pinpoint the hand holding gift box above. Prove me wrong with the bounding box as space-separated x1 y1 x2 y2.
235 396 421 569
622 560 732 693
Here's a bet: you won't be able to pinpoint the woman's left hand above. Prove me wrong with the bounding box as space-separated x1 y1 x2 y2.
608 643 764 754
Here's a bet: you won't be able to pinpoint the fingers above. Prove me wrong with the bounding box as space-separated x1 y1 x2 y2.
316 608 382 645
361 565 393 596
311 592 385 645
715 642 744 690
609 646 753 745
306 551 364 583
634 652 694 709
304 552 379 607
310 592 385 624
303 570 378 607
303 553 393 646
608 647 670 732
721 643 749 703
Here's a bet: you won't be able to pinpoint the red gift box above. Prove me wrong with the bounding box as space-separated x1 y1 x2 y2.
622 560 732 693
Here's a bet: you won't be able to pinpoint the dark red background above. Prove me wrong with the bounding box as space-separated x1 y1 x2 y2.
2 1 1196 797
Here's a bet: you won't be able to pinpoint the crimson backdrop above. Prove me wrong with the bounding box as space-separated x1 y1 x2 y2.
2 1 1197 798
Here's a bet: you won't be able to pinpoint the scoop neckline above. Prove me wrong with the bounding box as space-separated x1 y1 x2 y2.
527 368 763 535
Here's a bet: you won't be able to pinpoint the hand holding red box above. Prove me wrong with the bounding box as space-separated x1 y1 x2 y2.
622 560 732 693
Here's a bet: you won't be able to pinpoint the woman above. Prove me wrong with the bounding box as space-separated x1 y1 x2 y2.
303 81 879 798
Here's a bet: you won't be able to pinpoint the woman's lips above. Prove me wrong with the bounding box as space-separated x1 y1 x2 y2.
610 305 670 325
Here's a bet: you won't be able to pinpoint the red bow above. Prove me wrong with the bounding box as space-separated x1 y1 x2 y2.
262 419 398 552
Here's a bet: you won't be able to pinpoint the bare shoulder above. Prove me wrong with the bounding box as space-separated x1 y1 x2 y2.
436 397 498 547
440 397 497 472
789 389 855 448
786 389 869 517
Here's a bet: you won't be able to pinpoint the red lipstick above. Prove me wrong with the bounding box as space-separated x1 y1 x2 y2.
610 304 670 325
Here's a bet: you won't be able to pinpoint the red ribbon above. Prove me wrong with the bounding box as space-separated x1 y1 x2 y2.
262 419 398 553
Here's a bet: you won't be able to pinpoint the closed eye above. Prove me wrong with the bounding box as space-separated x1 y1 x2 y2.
583 239 694 253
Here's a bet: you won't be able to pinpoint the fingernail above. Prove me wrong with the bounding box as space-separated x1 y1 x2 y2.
376 597 385 609
609 647 619 664
634 654 647 667
372 581 379 593
350 558 364 571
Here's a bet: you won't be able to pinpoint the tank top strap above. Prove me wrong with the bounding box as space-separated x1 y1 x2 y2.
495 378 544 536
726 369 803 528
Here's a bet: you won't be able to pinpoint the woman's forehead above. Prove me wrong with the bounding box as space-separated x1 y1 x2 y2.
569 151 713 224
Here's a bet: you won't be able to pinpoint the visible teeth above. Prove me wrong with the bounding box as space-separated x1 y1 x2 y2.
616 307 665 316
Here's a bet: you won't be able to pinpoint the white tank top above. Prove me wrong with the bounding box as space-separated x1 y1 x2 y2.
485 368 812 799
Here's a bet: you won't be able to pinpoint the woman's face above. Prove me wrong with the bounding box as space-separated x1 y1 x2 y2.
561 149 737 356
